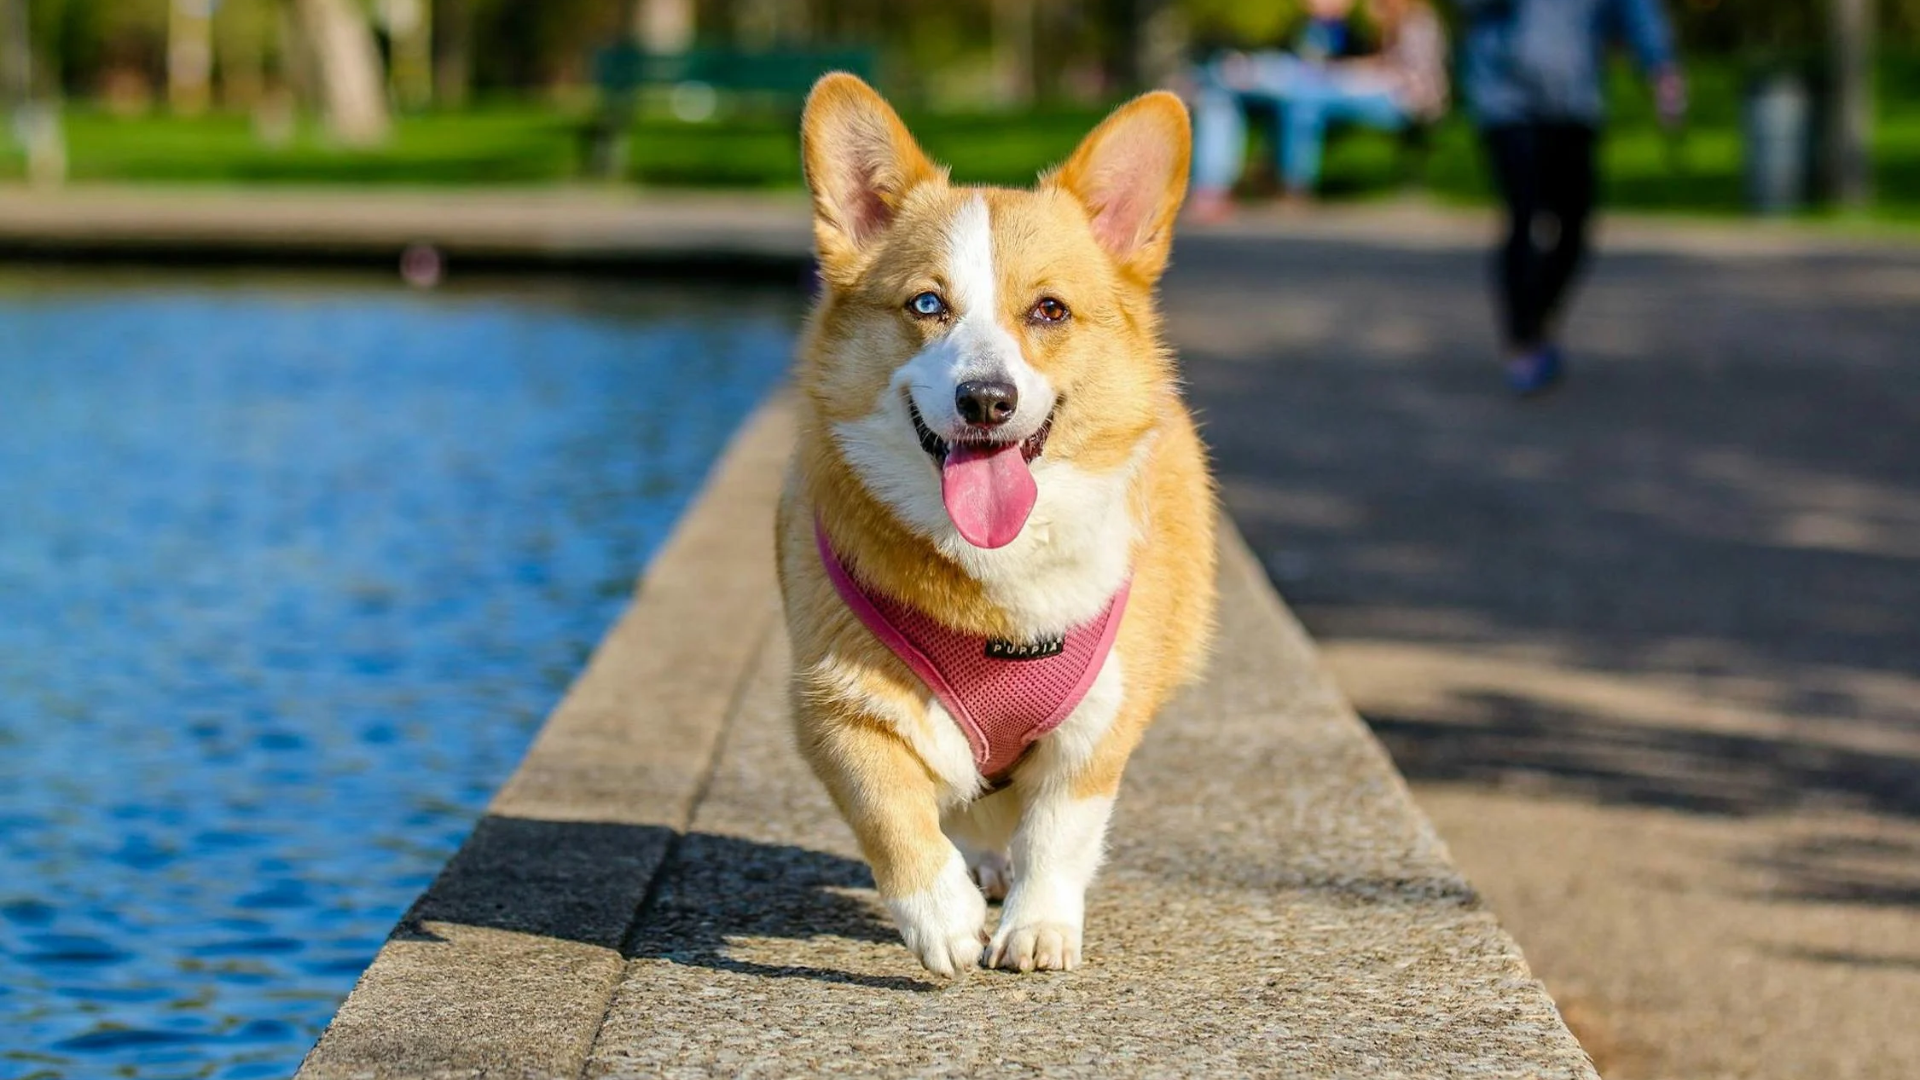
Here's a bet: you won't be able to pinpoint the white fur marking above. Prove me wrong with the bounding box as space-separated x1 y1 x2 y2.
885 847 987 978
805 656 980 803
989 793 1116 972
944 195 996 312
898 196 1055 445
982 648 1125 972
920 698 986 802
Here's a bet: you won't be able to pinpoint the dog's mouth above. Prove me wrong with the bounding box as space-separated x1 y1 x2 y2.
908 397 1054 465
906 393 1055 549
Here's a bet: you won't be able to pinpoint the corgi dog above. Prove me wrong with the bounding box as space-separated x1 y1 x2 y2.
775 74 1217 977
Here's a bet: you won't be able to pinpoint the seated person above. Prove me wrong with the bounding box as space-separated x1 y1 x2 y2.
1189 0 1449 218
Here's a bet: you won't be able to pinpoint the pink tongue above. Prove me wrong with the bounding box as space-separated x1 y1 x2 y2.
940 442 1037 549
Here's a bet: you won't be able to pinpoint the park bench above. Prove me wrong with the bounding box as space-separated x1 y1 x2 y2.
583 45 878 179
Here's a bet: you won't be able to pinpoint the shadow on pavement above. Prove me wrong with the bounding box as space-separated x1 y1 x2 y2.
387 814 929 991
621 829 937 993
1758 945 1920 971
393 815 676 949
1172 233 1920 832
1366 694 1920 820
1741 833 1920 908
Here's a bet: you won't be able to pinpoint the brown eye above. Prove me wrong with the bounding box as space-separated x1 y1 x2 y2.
1031 297 1070 324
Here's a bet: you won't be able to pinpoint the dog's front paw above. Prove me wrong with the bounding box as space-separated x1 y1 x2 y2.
987 918 1082 972
885 854 988 978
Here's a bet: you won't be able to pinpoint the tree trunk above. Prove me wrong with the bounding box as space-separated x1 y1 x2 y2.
385 0 433 109
734 0 803 49
0 0 29 110
169 0 216 115
280 1 320 113
992 0 1034 106
1032 0 1064 101
1098 0 1142 95
295 0 391 146
215 0 270 110
1135 0 1187 90
433 0 471 108
634 0 695 52
1828 0 1874 208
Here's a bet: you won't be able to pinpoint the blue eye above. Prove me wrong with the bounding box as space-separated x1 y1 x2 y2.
908 291 947 318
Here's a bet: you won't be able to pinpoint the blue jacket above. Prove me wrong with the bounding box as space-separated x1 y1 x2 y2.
1454 0 1677 126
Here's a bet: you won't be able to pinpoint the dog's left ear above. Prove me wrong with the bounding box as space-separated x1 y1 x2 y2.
1049 91 1191 283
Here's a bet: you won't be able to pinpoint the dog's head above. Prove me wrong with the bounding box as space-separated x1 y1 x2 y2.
798 74 1189 554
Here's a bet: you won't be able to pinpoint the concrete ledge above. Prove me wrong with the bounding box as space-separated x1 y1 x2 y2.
7 188 1912 281
297 395 1596 1079
6 188 1912 281
296 395 794 1078
0 187 815 275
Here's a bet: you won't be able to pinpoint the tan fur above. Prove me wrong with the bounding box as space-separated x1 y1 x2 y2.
776 73 1217 968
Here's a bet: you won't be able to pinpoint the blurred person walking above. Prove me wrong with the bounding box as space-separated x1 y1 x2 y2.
1455 0 1686 395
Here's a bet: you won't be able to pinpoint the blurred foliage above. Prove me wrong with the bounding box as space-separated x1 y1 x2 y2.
2 2 1916 222
3 53 1918 226
0 99 1115 186
1674 0 1920 54
1184 0 1303 50
12 0 1920 108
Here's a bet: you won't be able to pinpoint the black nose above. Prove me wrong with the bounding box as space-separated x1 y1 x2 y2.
955 380 1018 427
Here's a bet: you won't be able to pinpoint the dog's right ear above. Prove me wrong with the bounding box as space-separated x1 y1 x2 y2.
801 73 941 284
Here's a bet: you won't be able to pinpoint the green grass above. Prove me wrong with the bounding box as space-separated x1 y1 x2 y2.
0 107 582 185
3 55 1917 223
0 101 1116 189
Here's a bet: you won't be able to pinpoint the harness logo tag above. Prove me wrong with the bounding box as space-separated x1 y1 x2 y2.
985 636 1066 661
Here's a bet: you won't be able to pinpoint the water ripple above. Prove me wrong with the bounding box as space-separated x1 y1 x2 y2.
0 274 797 1078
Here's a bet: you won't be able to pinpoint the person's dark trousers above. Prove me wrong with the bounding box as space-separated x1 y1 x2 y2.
1482 122 1599 349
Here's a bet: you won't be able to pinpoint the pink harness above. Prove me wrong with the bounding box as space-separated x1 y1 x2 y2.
816 523 1129 782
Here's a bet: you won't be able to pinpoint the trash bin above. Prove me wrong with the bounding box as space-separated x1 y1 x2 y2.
1742 71 1814 215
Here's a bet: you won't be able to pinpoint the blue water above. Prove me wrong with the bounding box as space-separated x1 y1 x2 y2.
0 274 797 1079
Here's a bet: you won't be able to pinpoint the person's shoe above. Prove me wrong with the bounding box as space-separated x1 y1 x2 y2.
1504 345 1564 397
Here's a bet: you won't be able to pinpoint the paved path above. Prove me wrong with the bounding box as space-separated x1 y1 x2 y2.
1171 210 1920 1080
298 397 1593 1079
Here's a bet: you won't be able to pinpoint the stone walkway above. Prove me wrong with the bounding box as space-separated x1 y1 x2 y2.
1172 210 1920 1080
297 397 1593 1079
